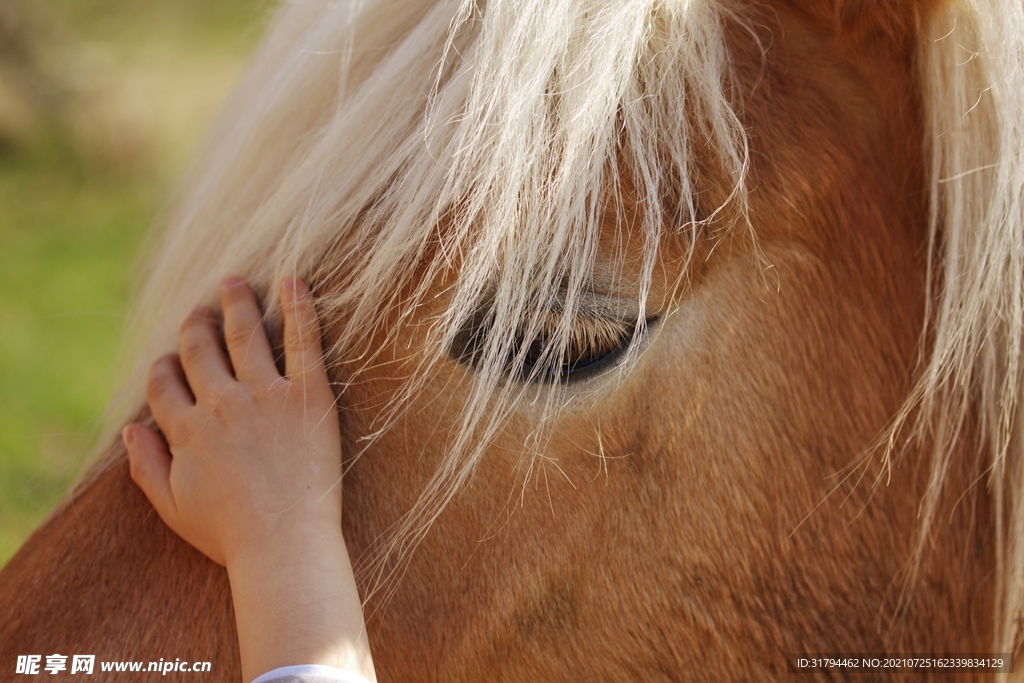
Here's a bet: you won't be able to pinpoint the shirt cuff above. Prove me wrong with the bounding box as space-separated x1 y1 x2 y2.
250 664 373 683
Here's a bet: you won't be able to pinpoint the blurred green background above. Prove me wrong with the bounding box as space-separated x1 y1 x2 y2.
0 0 273 565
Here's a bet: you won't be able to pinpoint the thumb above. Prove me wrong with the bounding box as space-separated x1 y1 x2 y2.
124 424 178 524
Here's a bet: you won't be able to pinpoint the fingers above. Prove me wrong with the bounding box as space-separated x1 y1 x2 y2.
147 354 194 429
281 277 328 384
124 423 178 524
159 278 325 400
178 305 233 402
220 278 278 384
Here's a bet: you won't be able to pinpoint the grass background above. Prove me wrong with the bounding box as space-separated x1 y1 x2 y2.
0 0 273 565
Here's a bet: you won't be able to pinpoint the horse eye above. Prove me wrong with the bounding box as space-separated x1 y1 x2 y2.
451 309 655 384
517 320 635 382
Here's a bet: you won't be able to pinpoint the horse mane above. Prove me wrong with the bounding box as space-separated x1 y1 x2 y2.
912 0 1024 656
94 0 749 601
85 0 1021 655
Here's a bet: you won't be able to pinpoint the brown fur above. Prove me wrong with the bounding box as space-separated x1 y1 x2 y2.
0 1 996 680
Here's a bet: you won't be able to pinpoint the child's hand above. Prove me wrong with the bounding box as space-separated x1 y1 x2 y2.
123 277 341 567
125 277 375 683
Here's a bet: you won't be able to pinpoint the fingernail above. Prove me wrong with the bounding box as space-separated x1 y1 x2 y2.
282 278 299 305
122 425 135 446
223 276 244 289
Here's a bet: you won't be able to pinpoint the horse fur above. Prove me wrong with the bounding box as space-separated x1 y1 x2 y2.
2 0 1023 679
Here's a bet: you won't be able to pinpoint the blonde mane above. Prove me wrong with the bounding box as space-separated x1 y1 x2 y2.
914 0 1024 657
97 0 1022 656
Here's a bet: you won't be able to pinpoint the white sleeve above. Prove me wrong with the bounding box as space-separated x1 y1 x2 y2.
250 664 374 683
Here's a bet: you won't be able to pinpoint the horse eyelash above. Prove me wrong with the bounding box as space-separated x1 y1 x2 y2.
450 307 655 384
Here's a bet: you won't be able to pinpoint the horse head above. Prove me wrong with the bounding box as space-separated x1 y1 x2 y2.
3 0 1021 680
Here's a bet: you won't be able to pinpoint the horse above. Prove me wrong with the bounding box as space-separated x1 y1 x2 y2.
2 0 1023 680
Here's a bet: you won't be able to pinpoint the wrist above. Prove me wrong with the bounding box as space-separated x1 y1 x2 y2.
225 521 346 575
225 527 375 683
